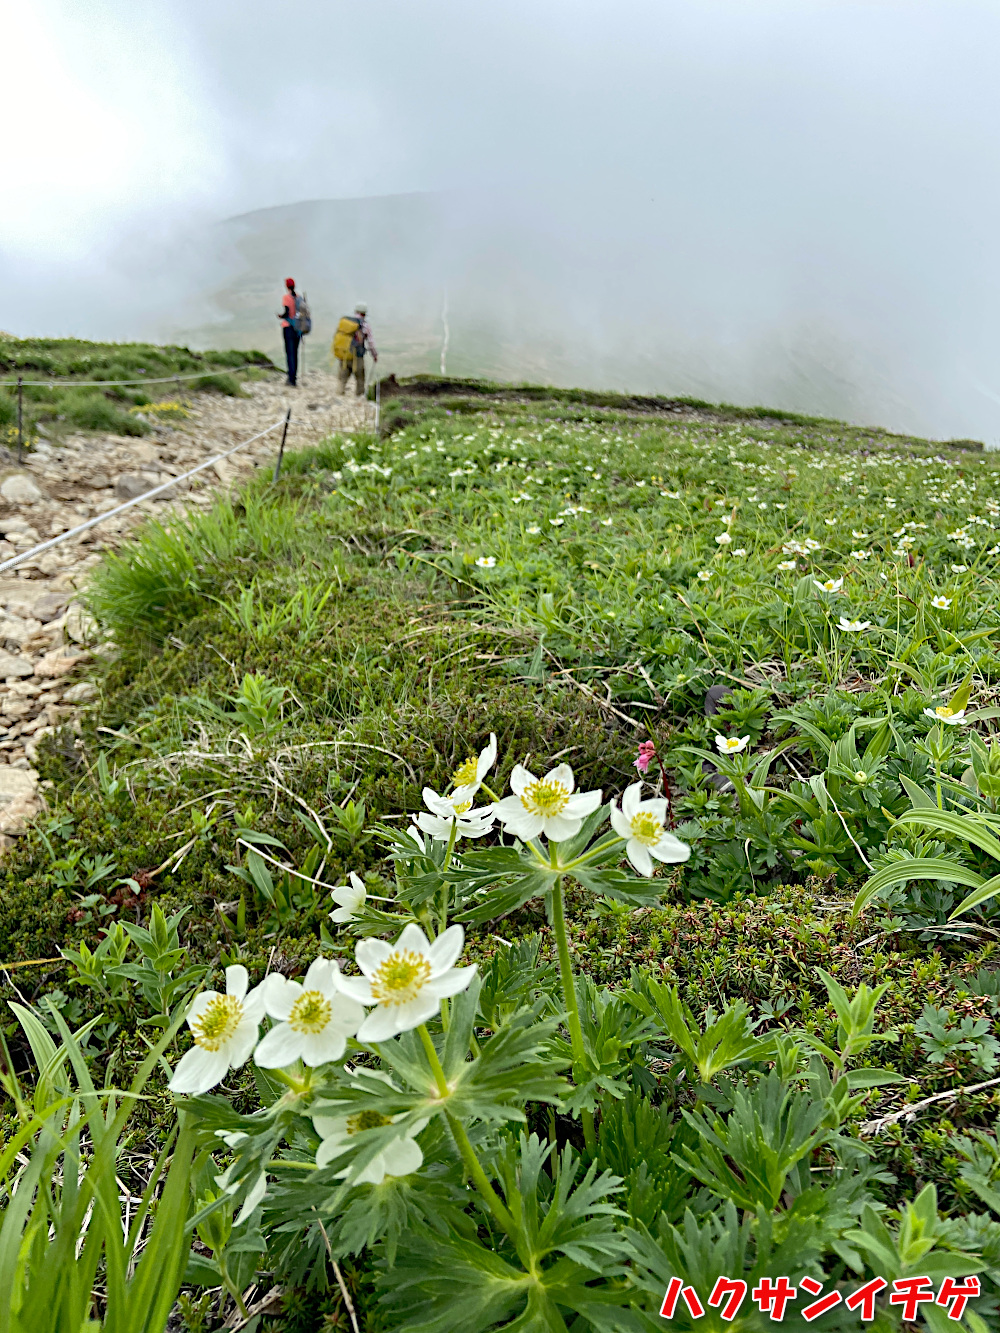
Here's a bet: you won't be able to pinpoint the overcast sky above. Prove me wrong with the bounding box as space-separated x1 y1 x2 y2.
3 1 1000 439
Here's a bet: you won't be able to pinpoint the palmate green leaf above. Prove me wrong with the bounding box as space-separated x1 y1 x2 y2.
641 982 774 1085
377 1133 635 1333
455 868 557 926
568 866 663 905
266 1122 475 1267
675 1072 831 1213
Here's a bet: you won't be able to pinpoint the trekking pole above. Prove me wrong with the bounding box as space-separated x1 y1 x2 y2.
374 372 381 436
272 407 292 482
16 376 23 464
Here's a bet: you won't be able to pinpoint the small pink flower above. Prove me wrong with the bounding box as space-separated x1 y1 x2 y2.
635 741 657 774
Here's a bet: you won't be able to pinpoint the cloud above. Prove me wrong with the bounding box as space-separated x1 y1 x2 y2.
3 0 1000 440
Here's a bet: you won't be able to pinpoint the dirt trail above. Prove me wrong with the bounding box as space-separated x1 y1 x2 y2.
0 366 372 841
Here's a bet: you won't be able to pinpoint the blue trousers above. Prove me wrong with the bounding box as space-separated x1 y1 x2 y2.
282 325 300 385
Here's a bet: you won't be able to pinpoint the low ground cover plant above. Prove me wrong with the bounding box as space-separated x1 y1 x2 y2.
3 371 1000 1328
0 334 270 442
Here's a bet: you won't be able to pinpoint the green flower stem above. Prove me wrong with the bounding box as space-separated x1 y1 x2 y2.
445 1109 520 1245
218 1254 250 1320
439 818 460 933
550 876 596 1150
416 1023 519 1242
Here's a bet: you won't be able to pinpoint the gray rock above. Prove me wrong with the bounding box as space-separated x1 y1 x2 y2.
6 592 67 623
0 650 34 678
62 681 97 703
113 474 151 501
0 475 44 505
0 765 38 803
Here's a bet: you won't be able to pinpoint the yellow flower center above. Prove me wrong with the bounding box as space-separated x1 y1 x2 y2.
288 989 332 1034
629 811 663 847
191 995 243 1051
451 757 479 786
936 706 956 718
346 1109 392 1134
452 796 472 815
371 950 432 1006
521 779 570 817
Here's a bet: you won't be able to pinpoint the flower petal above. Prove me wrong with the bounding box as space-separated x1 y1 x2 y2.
335 975 375 1004
541 814 583 842
225 965 249 1001
427 924 465 974
425 964 478 999
621 782 643 819
508 764 535 797
650 832 692 864
610 805 632 840
355 938 393 978
476 734 498 782
254 1023 305 1068
299 1028 348 1066
395 922 431 958
170 1045 228 1096
263 974 299 1021
228 1016 262 1069
544 762 577 794
381 1136 423 1178
563 788 602 818
356 1004 405 1043
497 809 545 840
303 957 337 995
626 839 654 878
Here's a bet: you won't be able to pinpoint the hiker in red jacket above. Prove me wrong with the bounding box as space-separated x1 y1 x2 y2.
278 278 300 386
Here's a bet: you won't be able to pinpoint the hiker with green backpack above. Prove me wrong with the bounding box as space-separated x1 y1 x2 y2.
276 277 311 386
332 304 377 396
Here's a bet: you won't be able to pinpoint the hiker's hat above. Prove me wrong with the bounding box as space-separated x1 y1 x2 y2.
285 277 296 288
354 303 367 314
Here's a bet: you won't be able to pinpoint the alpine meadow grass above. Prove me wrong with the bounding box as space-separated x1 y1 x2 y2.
5 375 1000 1330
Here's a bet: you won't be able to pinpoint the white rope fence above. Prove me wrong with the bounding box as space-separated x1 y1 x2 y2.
0 415 289 578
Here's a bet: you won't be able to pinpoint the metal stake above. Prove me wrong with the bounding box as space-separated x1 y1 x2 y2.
272 407 292 481
16 375 23 464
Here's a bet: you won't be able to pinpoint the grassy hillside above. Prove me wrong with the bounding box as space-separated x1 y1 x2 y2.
6 375 1000 1330
0 335 271 446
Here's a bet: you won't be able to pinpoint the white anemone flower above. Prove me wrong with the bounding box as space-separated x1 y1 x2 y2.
777 560 797 571
475 556 497 568
697 570 713 581
330 871 366 924
715 734 750 755
852 530 869 540
449 733 497 793
838 617 871 632
414 787 495 840
930 595 952 610
813 577 844 593
169 966 267 1096
850 550 871 561
951 564 969 573
610 783 691 877
255 959 365 1068
313 1105 424 1183
715 532 732 545
337 923 477 1041
526 525 542 534
923 704 967 726
491 762 602 842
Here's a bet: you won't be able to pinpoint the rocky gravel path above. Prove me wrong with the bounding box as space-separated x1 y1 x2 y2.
0 366 372 843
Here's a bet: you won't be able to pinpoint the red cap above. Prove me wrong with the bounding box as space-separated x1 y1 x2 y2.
285 277 295 288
